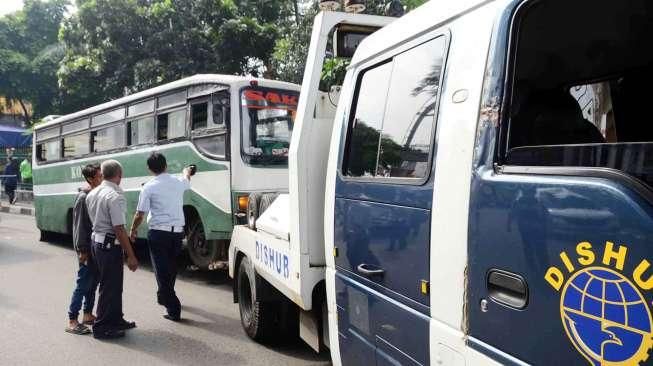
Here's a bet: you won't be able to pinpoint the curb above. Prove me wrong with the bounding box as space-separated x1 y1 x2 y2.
0 205 34 216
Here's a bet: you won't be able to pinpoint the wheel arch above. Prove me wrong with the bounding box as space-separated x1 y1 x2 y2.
233 249 246 303
311 279 327 311
183 205 203 232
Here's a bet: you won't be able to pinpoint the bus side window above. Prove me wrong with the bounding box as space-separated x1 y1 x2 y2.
128 116 155 145
157 109 186 141
92 124 125 152
37 139 62 162
191 102 208 130
213 91 230 127
63 133 90 158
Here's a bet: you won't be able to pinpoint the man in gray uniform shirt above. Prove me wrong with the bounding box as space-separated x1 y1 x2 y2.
86 160 139 339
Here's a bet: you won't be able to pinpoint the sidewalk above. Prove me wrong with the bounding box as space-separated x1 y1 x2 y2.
0 201 34 216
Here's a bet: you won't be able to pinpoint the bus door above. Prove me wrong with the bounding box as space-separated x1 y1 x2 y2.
334 36 447 365
467 1 653 365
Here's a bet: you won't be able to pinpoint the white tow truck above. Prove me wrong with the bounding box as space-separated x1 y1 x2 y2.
228 10 394 353
235 0 653 365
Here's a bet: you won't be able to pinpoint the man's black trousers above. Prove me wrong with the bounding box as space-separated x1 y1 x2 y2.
91 242 123 333
148 230 183 318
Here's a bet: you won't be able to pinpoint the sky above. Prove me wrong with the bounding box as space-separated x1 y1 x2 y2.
0 0 23 17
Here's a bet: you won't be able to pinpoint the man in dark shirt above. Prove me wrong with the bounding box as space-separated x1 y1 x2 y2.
66 164 102 335
2 157 19 205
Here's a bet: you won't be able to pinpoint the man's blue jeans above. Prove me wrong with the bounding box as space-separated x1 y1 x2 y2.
68 254 98 320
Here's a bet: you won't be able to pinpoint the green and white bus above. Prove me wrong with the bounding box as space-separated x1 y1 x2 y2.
33 74 300 269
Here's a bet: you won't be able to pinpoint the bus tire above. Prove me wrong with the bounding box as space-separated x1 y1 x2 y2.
186 216 217 270
39 230 53 243
247 193 261 230
237 256 274 342
258 193 278 216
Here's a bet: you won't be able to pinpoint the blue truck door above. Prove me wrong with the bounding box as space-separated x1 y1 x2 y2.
465 2 653 360
334 36 448 366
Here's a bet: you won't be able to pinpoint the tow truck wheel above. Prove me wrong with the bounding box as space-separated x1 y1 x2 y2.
187 217 217 269
238 256 274 341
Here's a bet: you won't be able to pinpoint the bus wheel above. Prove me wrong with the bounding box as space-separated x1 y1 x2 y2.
39 230 53 243
187 217 217 270
247 193 261 230
238 256 274 341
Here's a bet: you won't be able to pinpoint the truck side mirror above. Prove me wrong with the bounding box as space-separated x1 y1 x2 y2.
333 24 381 58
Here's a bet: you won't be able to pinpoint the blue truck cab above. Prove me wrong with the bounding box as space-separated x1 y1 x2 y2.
323 0 653 365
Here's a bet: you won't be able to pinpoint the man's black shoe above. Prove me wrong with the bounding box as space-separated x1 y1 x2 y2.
93 329 125 340
163 314 181 322
115 319 136 331
157 297 166 306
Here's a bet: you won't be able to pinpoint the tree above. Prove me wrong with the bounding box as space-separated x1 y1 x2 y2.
0 0 68 124
59 0 294 112
271 0 429 84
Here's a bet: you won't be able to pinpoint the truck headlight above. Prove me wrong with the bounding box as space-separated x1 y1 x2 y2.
238 195 249 213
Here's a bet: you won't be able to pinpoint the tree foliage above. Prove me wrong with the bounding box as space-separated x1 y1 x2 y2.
0 0 430 122
0 0 68 123
271 0 430 85
58 0 294 112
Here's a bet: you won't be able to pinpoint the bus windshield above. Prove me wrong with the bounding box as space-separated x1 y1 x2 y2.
241 86 299 165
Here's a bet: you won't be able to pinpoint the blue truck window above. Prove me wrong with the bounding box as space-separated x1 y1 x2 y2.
343 37 445 180
345 61 393 177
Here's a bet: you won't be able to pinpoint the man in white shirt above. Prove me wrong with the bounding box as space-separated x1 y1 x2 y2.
130 152 192 321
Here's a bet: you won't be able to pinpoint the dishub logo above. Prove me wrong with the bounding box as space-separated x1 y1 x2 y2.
544 241 653 365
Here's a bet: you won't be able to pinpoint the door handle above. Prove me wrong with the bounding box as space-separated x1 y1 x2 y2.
487 269 528 309
357 264 385 278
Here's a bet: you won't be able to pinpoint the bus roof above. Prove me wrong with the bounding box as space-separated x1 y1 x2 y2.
36 74 300 131
351 0 496 66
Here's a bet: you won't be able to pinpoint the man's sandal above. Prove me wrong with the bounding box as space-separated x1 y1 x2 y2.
65 324 91 335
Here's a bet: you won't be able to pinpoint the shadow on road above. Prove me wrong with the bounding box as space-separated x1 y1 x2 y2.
177 305 245 337
182 304 330 363
108 328 246 366
38 235 330 365
0 242 51 266
0 292 17 310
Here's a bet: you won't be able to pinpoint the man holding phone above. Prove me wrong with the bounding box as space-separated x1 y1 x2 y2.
86 160 138 339
130 152 193 321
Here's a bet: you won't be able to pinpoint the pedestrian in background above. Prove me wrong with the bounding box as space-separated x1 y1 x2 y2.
86 160 139 339
130 152 192 321
3 157 19 205
66 164 102 335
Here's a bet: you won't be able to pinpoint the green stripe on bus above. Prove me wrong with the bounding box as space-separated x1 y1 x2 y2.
33 144 227 186
35 189 233 241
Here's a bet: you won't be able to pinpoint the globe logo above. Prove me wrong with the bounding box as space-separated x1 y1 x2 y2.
561 266 653 365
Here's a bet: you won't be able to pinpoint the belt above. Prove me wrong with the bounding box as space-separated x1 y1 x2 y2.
149 225 184 233
91 232 117 244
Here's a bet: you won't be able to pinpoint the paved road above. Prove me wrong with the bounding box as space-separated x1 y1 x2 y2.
0 212 330 366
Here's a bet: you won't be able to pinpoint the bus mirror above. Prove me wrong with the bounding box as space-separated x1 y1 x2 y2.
333 24 381 58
